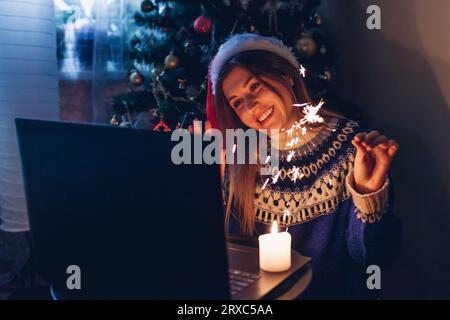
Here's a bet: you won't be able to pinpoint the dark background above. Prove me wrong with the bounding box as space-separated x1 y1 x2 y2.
322 0 450 298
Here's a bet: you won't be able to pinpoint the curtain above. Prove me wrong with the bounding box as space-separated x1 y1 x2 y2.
0 0 59 232
57 0 132 124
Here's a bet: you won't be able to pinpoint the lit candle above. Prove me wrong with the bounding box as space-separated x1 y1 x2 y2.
258 221 292 272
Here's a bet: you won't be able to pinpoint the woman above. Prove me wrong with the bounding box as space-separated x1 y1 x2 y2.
205 33 401 299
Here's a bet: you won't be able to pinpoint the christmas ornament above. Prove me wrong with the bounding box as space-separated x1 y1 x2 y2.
153 119 171 132
140 0 156 13
317 70 332 90
319 70 332 82
129 71 144 86
164 53 179 70
193 15 213 35
295 35 317 58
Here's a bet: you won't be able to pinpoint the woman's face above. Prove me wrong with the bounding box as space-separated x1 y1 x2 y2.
221 66 296 131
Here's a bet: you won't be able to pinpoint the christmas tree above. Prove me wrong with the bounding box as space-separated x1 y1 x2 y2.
111 0 335 130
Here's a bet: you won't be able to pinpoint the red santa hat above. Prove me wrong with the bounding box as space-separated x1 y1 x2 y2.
206 33 300 129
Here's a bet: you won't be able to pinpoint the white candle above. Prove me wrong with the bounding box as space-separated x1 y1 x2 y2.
258 221 292 272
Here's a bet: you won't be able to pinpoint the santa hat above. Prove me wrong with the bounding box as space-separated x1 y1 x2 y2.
206 33 299 129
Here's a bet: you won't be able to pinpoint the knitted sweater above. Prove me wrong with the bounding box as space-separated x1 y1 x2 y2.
224 117 401 299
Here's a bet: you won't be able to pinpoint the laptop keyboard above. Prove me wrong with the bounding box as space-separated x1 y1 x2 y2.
228 268 261 297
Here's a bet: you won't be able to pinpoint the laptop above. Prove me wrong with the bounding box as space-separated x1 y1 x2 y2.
15 118 310 299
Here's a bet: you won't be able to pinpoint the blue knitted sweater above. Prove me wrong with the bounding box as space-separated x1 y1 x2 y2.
225 117 401 299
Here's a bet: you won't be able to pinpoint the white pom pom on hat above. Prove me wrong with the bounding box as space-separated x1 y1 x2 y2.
209 33 299 95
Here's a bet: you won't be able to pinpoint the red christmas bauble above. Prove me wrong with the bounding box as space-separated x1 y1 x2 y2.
193 15 213 35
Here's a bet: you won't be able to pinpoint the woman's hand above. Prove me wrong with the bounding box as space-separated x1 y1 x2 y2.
351 131 399 194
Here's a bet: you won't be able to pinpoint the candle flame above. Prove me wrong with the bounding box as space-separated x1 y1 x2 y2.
271 220 278 234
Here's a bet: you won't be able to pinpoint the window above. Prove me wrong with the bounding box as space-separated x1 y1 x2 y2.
54 0 138 79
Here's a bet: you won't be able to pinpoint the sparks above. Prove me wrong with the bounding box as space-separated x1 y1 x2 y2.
300 99 325 125
292 102 310 108
272 170 281 184
287 150 295 162
261 177 270 190
299 64 306 78
265 155 271 164
232 144 237 154
288 166 302 184
287 128 294 137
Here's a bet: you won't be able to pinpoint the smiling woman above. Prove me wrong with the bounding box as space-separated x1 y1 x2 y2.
214 50 309 134
222 65 298 131
207 33 401 299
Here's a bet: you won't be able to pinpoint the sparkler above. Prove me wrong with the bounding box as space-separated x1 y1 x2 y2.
261 177 270 190
272 170 281 184
299 64 306 78
261 98 327 229
287 150 295 162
